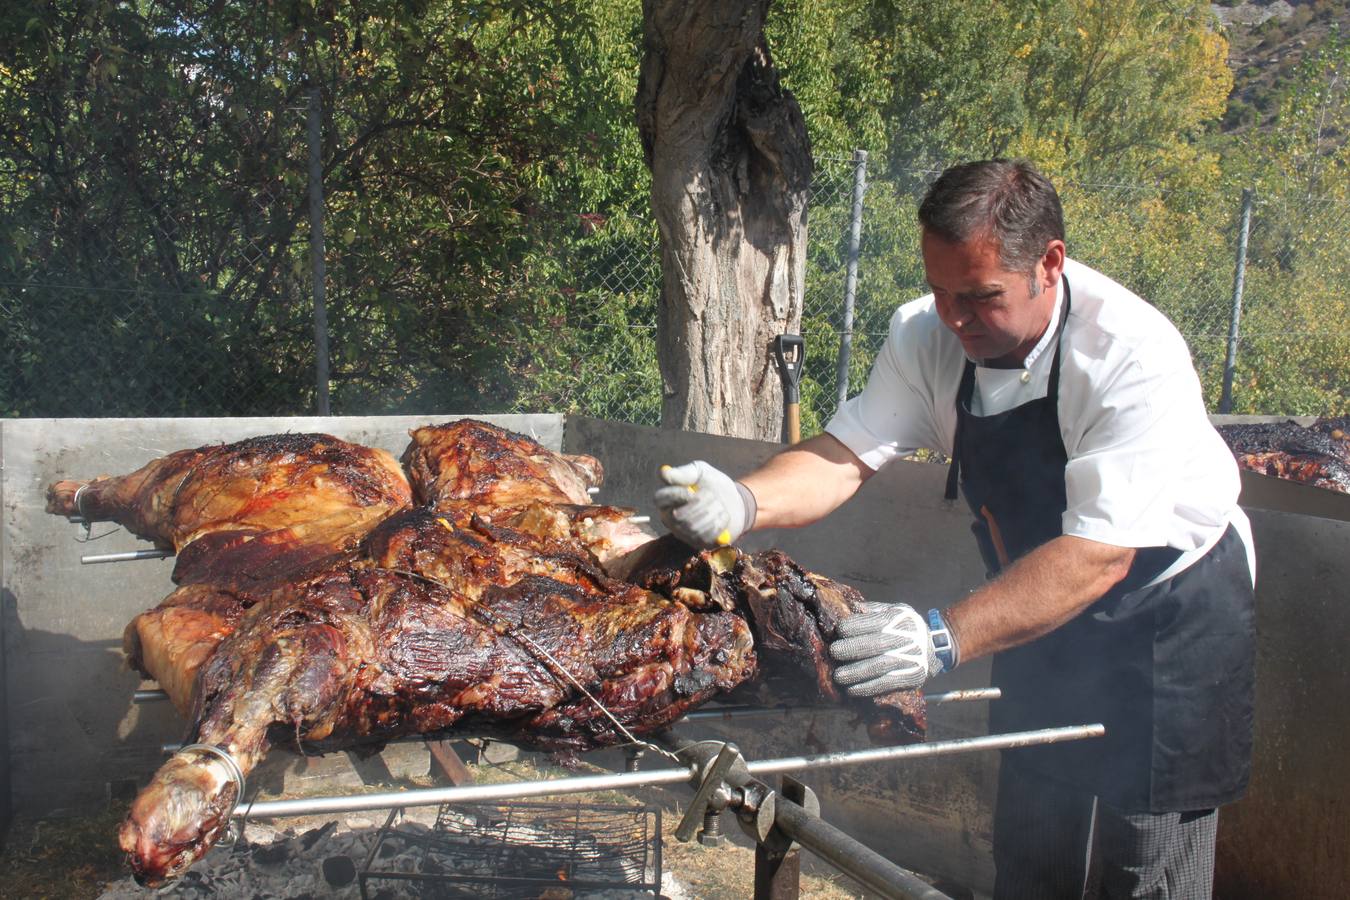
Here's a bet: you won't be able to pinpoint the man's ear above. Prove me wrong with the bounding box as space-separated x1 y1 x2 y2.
1040 240 1066 289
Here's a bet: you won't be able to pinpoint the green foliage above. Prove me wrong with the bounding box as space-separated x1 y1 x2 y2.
0 0 648 416
1212 31 1350 414
0 0 1344 423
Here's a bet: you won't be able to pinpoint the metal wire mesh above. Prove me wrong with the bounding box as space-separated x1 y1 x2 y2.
358 801 662 899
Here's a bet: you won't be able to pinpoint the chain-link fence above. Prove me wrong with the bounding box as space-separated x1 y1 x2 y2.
790 158 1350 433
2 148 1347 425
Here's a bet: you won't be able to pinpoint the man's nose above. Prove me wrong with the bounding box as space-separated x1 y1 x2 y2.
946 302 972 329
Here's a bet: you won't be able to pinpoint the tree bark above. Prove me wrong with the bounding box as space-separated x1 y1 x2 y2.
637 0 812 440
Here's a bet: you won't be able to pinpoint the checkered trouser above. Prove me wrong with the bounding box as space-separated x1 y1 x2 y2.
992 760 1218 900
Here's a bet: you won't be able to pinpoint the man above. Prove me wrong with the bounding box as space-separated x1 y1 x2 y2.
654 160 1255 899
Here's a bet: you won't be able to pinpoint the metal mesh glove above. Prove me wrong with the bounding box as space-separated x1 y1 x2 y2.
653 461 755 549
829 601 942 696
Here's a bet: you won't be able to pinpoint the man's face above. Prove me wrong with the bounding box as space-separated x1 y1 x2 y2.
921 231 1062 367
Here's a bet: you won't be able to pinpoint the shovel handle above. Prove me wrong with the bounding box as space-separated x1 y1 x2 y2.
773 335 805 444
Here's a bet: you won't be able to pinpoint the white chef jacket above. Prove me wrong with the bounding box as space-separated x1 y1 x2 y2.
827 258 1251 577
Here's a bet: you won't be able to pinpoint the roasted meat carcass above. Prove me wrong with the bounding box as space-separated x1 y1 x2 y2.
47 419 925 886
1218 418 1350 494
120 524 758 883
626 539 927 746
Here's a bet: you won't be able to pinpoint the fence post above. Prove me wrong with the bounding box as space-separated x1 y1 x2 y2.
1220 187 1254 415
308 85 332 416
835 149 868 411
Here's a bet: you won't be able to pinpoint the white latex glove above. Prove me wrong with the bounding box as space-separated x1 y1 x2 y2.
829 602 942 696
653 461 756 548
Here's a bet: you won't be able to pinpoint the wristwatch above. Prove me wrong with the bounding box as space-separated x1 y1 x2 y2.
927 608 958 672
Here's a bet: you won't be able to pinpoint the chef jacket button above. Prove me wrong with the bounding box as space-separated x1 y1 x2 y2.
1020 370 1031 384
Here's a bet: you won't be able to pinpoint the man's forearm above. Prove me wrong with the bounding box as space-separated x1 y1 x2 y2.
740 433 872 529
945 535 1136 662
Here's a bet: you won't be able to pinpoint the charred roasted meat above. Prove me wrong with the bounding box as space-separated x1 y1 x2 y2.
47 419 925 885
1217 419 1350 494
121 514 756 884
627 538 926 745
403 419 602 509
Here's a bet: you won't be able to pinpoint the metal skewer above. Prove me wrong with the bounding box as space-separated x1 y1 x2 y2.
746 724 1103 777
81 549 174 564
155 689 1006 752
229 724 1102 820
141 687 1000 709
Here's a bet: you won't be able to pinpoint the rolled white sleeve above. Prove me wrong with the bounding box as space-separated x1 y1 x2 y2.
825 302 953 470
1060 333 1235 551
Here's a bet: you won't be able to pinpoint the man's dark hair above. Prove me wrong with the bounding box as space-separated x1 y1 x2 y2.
918 159 1065 273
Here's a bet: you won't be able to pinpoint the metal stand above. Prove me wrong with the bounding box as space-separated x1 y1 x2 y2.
667 734 952 900
753 776 811 900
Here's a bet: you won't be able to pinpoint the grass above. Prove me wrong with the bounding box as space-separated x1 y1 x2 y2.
0 803 130 900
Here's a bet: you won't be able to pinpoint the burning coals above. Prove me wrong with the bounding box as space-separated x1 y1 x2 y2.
97 804 686 899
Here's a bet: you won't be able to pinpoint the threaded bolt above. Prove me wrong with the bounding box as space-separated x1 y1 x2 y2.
698 809 724 847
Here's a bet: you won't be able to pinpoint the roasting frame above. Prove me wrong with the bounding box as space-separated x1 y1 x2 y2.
216 722 1103 900
139 684 1101 898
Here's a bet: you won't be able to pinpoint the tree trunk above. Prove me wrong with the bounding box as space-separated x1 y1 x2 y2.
637 0 812 440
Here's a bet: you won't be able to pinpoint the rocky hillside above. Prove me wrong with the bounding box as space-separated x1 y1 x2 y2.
1212 0 1349 132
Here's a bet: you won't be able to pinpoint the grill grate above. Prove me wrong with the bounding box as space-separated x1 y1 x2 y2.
359 800 663 899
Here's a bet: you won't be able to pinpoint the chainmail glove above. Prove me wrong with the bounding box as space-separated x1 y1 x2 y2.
653 461 756 549
829 601 942 697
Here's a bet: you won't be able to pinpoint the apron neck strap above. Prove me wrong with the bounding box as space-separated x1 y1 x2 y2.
944 362 977 501
942 274 1072 503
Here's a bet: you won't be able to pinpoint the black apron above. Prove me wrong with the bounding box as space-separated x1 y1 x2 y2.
943 281 1254 812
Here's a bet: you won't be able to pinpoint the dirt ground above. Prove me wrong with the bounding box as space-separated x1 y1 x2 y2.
0 753 875 899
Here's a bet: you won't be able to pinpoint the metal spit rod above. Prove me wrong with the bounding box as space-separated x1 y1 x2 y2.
746 723 1103 777
155 689 1007 750
139 686 1002 708
232 724 1101 820
82 549 174 564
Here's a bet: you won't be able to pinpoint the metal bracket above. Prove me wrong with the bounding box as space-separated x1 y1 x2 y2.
674 742 742 843
743 775 819 855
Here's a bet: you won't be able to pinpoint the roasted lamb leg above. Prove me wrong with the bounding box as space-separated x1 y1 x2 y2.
46 433 413 584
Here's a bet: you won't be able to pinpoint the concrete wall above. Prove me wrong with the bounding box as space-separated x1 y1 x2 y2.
3 413 1348 896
